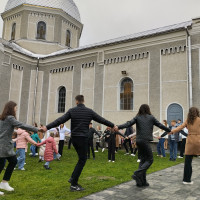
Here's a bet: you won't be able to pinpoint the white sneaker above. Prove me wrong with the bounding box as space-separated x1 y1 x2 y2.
0 182 14 191
137 159 141 163
108 160 111 162
29 153 32 156
35 153 38 156
102 148 105 152
0 191 4 195
19 168 25 171
183 181 193 185
131 154 135 156
24 163 26 165
124 153 129 155
178 156 183 158
94 151 98 152
112 161 115 163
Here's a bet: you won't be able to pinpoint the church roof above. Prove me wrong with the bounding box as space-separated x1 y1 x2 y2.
4 0 81 22
1 20 192 59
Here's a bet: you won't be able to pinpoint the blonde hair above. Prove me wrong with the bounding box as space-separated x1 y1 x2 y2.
49 132 54 137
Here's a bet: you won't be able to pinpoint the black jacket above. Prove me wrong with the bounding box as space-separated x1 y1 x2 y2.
88 127 100 140
46 104 114 137
118 114 171 141
102 130 125 142
124 127 134 137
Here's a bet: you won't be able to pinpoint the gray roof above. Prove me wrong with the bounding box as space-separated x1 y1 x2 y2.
1 20 192 59
4 0 81 22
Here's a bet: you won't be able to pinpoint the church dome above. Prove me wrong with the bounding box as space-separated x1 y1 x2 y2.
4 0 81 22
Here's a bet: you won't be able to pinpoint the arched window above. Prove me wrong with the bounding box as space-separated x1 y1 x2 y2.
11 23 16 40
120 78 133 110
58 87 66 113
66 30 71 47
36 21 46 40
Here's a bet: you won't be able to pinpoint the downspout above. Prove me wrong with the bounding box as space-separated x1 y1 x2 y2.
32 57 40 125
186 28 193 107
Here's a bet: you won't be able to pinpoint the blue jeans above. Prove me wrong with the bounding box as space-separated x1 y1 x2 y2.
30 145 36 157
157 138 166 157
16 148 25 169
45 161 50 167
169 140 177 160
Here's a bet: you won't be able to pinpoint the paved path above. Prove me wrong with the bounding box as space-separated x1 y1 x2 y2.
80 158 200 200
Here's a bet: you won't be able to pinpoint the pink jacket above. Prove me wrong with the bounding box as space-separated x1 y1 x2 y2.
38 137 58 162
15 129 37 149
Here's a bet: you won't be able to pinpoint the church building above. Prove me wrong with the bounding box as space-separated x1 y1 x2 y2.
0 0 200 128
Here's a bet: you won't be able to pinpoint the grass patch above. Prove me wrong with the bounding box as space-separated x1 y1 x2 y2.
1 147 184 200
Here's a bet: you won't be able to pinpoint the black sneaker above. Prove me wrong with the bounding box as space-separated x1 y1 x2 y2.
38 159 42 163
143 182 150 187
70 185 85 192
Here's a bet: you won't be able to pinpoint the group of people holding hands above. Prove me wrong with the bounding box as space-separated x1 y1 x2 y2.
0 94 200 194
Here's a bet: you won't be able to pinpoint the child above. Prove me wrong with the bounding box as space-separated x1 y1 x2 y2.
101 127 125 162
38 130 47 162
14 129 37 170
54 128 61 160
30 132 41 157
37 132 59 170
95 125 102 152
168 120 179 161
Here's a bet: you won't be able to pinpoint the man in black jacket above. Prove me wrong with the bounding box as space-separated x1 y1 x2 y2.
41 95 114 191
87 123 100 160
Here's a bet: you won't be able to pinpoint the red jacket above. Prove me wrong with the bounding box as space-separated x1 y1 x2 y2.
38 137 58 161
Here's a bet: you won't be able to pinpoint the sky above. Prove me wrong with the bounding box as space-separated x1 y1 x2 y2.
1 0 200 46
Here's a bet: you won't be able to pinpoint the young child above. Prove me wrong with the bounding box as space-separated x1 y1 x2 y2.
37 132 59 170
38 130 47 162
14 128 37 170
101 127 125 162
30 132 41 157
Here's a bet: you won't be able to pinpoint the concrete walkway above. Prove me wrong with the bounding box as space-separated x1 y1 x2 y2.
80 158 200 200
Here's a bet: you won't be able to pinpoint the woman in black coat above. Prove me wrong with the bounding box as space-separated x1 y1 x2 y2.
116 104 170 187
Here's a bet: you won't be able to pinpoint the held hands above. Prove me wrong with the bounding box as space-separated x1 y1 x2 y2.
114 125 119 132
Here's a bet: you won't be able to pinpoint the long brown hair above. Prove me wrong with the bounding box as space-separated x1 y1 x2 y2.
137 104 152 116
163 120 167 126
187 107 200 125
0 101 17 120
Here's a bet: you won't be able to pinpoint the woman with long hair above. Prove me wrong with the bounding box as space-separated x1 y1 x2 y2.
171 107 200 184
0 101 38 194
116 104 171 187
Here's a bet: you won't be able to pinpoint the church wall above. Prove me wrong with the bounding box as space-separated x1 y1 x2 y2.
27 12 55 42
3 14 22 41
103 58 149 126
161 51 188 121
61 20 79 48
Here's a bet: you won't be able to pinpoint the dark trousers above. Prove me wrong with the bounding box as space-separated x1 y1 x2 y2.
68 138 72 149
59 140 64 156
0 156 17 181
71 137 88 185
183 155 193 182
108 139 115 161
88 139 95 158
133 148 141 159
134 139 153 184
96 142 101 151
180 138 186 157
123 138 133 153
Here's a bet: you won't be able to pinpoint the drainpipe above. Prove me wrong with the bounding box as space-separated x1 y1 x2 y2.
32 57 40 125
186 28 193 108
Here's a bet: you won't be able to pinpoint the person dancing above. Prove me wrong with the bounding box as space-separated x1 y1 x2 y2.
40 95 115 191
115 104 170 187
0 101 38 195
170 107 200 184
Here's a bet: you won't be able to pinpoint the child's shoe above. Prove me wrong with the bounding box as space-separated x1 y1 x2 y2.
0 191 4 195
44 165 51 170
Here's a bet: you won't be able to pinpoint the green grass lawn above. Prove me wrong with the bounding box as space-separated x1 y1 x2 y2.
1 147 184 200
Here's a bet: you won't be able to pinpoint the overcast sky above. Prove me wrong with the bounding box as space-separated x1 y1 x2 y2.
1 0 200 46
